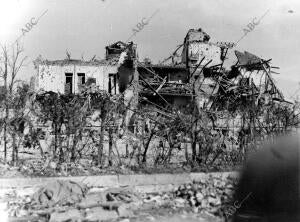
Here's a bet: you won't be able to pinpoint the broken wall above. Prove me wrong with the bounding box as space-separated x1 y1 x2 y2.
123 61 140 131
118 60 135 93
35 62 118 94
181 29 223 70
137 66 189 83
185 42 223 68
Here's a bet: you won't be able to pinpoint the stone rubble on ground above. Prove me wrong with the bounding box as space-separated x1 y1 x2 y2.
173 174 238 217
0 174 237 221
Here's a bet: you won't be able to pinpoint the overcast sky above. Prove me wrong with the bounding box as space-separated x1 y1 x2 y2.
0 0 299 99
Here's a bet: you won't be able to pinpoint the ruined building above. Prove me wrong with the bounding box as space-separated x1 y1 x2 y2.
32 28 291 125
138 64 191 110
137 28 295 148
150 28 290 113
33 42 137 95
30 27 297 151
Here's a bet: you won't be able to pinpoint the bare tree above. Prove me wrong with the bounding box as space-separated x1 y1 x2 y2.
0 42 27 164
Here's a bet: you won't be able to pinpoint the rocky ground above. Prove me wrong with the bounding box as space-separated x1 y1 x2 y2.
0 174 238 222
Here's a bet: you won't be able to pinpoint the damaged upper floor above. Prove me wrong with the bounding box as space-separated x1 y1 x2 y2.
33 42 137 95
32 28 290 113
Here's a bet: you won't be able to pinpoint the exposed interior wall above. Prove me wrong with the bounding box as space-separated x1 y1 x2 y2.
188 42 222 67
172 96 190 108
137 66 189 84
169 71 188 83
123 60 139 131
118 60 134 93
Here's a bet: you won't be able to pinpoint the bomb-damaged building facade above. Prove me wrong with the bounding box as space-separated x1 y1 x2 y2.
33 28 294 147
33 41 137 96
136 28 294 149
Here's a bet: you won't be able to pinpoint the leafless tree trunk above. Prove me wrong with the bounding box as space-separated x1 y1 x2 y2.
108 127 113 166
11 132 17 165
164 134 174 164
98 119 105 166
184 142 189 163
0 46 8 162
58 130 63 162
125 144 129 157
142 122 157 163
0 43 27 164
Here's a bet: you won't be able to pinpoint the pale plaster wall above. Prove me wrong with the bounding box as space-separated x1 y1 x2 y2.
36 63 118 94
189 42 222 67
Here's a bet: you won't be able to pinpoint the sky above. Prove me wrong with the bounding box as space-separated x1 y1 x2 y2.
0 0 299 99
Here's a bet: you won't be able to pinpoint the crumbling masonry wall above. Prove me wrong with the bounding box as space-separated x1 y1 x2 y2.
35 63 118 94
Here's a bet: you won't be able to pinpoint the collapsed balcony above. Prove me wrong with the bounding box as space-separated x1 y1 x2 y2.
137 63 193 110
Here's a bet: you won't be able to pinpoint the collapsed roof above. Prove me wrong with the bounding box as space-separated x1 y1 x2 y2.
140 28 286 115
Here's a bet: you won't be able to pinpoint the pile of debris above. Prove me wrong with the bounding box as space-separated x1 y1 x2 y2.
173 175 238 217
4 180 140 222
1 174 239 221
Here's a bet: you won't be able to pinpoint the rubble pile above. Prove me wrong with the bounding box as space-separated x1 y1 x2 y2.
0 174 240 221
31 180 88 208
173 175 238 216
3 180 140 222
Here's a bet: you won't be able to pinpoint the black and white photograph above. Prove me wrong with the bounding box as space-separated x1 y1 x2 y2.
0 0 299 221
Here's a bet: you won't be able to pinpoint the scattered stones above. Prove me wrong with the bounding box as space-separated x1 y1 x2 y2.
49 209 82 222
196 192 204 202
118 204 134 218
1 174 238 221
146 216 155 221
174 198 186 207
85 207 119 221
77 192 106 209
143 195 163 205
31 180 88 208
173 174 238 216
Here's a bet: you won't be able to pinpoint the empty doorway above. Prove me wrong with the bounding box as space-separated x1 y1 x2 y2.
65 73 73 94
